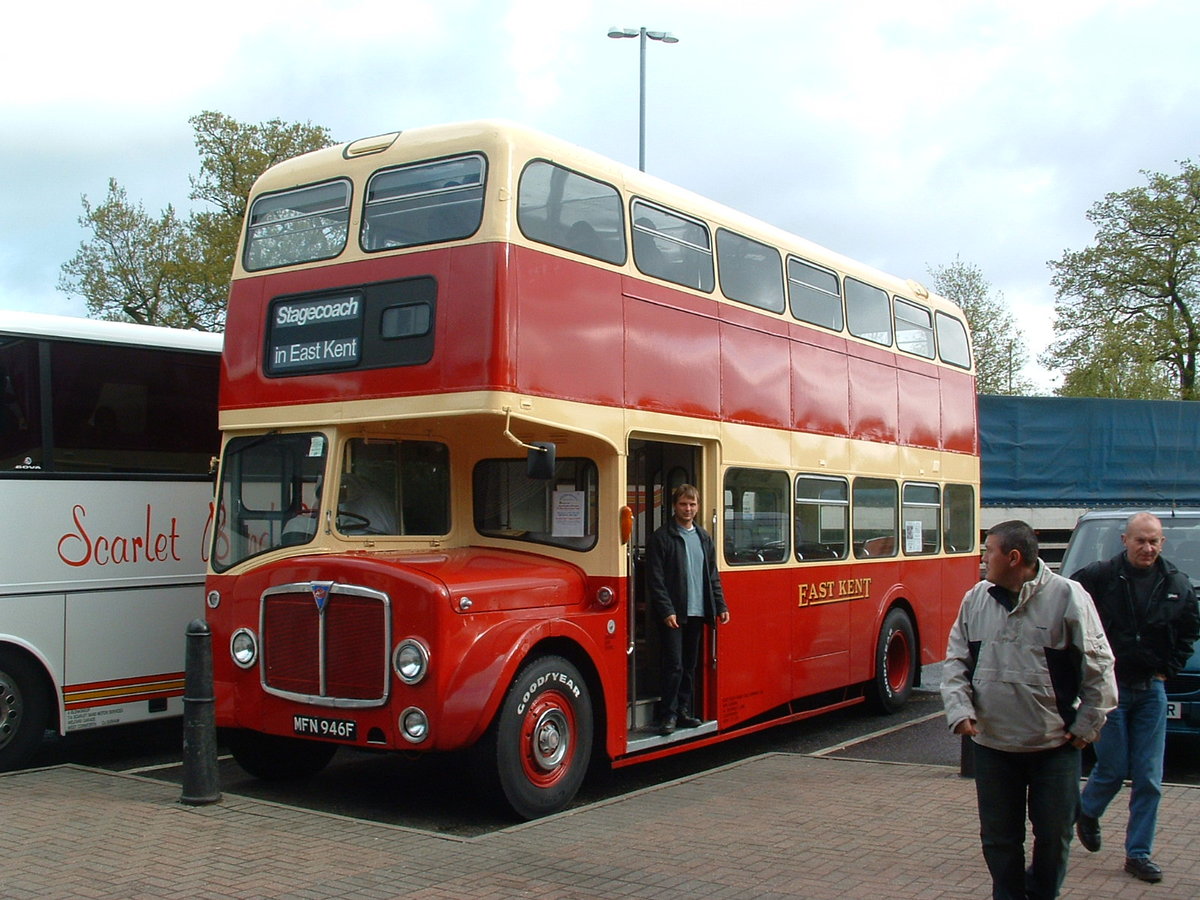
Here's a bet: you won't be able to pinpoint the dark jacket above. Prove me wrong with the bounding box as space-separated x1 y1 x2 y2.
646 519 728 624
1071 553 1200 686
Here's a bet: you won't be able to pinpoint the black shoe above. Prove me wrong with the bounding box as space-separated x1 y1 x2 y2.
1124 857 1163 883
677 714 702 728
658 715 676 735
1075 812 1101 853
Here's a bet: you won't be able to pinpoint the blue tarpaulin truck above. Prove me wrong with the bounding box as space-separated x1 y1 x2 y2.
979 394 1200 566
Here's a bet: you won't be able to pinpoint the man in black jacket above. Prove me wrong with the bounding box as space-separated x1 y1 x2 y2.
1071 512 1200 883
646 484 729 735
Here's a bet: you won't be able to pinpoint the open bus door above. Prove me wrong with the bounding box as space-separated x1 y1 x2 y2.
625 439 718 750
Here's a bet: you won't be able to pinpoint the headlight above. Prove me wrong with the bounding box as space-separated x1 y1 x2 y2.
230 628 258 669
400 707 429 743
393 638 430 684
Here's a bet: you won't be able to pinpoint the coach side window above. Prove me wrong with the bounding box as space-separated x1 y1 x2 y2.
894 298 935 359
794 475 849 561
942 483 976 553
723 468 790 564
901 483 940 555
630 199 715 292
846 278 893 347
852 477 898 558
716 229 785 313
788 257 843 331
935 312 972 369
518 161 626 265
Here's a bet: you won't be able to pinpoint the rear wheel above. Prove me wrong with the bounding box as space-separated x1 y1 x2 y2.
226 729 338 779
484 655 593 820
866 608 916 714
0 649 50 772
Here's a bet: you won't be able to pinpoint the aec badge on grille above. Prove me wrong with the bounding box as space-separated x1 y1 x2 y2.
311 581 333 612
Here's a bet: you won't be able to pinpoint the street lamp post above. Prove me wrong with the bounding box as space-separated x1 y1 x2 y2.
607 26 679 172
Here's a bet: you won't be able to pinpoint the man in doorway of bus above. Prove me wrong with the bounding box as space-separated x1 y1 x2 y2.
942 520 1117 900
1070 511 1200 884
646 483 730 736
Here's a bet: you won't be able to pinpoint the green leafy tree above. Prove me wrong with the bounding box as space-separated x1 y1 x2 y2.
1044 160 1200 400
928 256 1033 395
60 112 333 331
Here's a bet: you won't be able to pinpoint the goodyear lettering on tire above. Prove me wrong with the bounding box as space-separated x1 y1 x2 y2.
517 671 580 714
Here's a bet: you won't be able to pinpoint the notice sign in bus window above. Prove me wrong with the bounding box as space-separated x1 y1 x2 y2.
267 293 364 375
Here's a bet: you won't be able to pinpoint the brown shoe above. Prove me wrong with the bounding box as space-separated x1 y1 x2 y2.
1124 857 1162 883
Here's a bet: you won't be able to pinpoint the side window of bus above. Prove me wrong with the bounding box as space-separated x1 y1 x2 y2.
852 477 898 558
518 161 625 265
894 298 936 359
361 154 485 251
473 456 599 551
845 278 893 347
794 474 849 561
244 180 351 272
936 311 973 369
0 338 41 470
630 199 715 292
716 229 785 314
338 438 450 536
723 468 790 564
942 483 976 553
49 341 219 475
788 257 843 331
901 482 940 555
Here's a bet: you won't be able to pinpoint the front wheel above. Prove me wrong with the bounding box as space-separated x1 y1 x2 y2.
225 729 338 780
0 649 50 772
866 608 916 714
483 655 593 820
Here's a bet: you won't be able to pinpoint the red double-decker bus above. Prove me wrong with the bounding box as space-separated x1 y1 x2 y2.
205 121 979 818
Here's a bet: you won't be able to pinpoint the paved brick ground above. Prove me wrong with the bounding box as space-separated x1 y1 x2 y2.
4 754 1198 899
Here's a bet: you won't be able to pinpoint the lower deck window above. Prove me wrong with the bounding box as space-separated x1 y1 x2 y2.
473 457 598 550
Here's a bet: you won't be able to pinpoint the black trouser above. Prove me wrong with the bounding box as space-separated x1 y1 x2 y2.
973 742 1081 900
658 617 704 719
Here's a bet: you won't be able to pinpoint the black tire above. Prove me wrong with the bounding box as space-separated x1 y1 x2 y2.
866 608 916 714
226 729 338 779
0 648 50 772
484 655 593 820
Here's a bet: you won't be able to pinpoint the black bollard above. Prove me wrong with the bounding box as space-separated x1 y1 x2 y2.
959 733 975 778
180 617 222 805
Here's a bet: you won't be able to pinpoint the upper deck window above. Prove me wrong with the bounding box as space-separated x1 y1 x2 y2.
845 277 893 347
894 297 935 359
518 161 625 265
361 155 485 251
788 257 843 331
244 180 351 272
716 229 785 313
631 199 714 291
936 311 972 369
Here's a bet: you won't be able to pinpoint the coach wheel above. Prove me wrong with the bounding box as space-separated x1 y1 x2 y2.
0 649 50 772
226 729 338 780
493 655 593 820
867 608 916 714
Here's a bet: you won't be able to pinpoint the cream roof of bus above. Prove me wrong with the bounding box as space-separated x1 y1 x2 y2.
247 118 965 322
0 310 222 353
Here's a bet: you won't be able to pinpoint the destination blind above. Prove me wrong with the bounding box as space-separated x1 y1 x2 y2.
266 293 364 375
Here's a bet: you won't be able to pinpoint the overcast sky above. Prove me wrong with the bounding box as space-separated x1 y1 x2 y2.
2 0 1197 392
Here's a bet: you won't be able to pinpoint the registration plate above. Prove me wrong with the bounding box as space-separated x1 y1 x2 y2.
293 714 357 740
1166 702 1181 720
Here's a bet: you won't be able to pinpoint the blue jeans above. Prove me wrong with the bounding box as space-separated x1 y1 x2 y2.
973 742 1080 900
1079 679 1167 859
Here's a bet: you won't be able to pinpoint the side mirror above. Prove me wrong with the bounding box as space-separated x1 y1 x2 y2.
526 441 556 479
